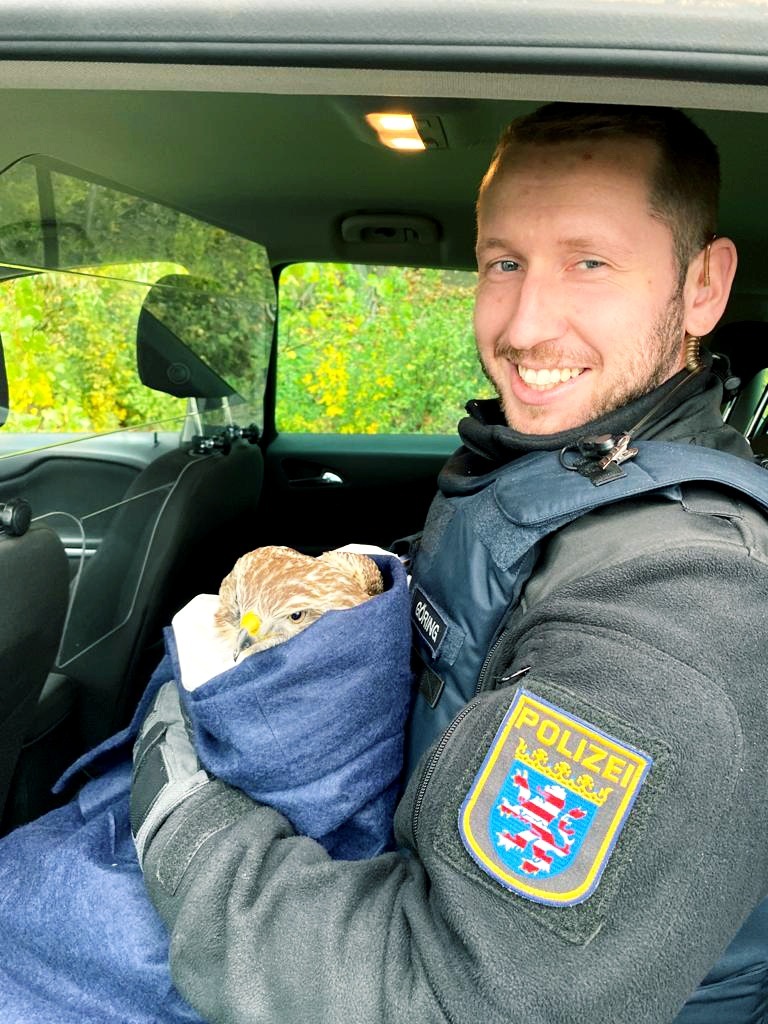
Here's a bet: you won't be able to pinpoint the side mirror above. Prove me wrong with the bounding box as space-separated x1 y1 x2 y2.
136 275 236 400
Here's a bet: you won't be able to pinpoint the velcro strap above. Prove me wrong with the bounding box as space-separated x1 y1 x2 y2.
418 666 445 709
149 781 254 896
130 723 169 839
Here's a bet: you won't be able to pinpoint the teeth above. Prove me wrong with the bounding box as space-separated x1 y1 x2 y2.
517 366 584 389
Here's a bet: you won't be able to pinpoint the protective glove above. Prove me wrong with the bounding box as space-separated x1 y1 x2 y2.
131 680 211 868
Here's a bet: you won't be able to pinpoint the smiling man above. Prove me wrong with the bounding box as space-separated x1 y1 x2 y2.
132 105 768 1024
473 107 734 435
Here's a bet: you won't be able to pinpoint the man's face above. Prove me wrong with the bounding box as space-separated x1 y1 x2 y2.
474 137 687 435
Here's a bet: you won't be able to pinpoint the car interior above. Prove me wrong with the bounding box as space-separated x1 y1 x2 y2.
0 1 766 835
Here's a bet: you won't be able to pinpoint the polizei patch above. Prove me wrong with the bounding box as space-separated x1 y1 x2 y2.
411 586 448 658
459 689 652 906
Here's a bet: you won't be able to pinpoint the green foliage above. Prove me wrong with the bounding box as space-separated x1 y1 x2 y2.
277 263 492 434
0 264 188 432
0 256 491 440
0 264 273 436
0 156 276 438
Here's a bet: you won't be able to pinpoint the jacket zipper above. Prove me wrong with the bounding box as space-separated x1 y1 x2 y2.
474 630 508 695
475 623 532 696
411 699 481 842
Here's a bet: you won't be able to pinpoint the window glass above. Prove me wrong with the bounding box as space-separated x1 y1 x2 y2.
0 264 186 434
751 368 768 439
0 155 276 444
277 263 492 434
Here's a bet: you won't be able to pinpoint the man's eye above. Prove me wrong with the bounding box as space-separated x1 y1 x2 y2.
579 259 605 270
492 259 520 273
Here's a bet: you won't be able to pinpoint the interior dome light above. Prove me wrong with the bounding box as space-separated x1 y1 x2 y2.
365 112 426 152
367 113 416 133
382 135 426 151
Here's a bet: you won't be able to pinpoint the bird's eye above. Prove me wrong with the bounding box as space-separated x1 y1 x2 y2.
289 610 307 622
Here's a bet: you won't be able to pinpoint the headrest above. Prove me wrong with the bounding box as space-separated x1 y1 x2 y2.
707 320 768 387
0 335 9 428
136 274 236 399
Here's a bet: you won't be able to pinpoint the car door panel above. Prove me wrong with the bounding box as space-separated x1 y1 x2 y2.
260 432 455 555
0 432 179 570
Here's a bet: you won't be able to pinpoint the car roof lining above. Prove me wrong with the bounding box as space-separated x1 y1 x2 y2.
0 53 764 309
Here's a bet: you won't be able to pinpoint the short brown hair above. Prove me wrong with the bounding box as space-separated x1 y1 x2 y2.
481 103 720 284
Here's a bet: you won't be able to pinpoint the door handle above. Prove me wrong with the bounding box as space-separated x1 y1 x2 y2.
288 470 344 487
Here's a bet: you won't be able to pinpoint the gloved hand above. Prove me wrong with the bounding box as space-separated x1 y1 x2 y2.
131 680 211 868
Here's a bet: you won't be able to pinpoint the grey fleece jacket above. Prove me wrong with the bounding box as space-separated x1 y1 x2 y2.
142 365 768 1024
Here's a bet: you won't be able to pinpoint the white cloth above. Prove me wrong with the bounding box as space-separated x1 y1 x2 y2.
171 594 232 692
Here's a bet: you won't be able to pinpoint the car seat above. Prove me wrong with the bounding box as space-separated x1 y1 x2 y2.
3 276 265 828
708 320 768 446
0 514 69 827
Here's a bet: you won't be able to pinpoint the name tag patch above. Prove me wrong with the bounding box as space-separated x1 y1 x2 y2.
459 689 652 906
411 587 448 658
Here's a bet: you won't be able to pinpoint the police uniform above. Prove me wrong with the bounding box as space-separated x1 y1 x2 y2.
137 363 768 1024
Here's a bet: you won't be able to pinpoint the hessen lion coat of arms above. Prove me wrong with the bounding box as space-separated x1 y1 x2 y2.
459 689 652 906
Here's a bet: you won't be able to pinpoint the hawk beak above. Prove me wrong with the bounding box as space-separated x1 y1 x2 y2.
234 611 261 661
234 628 254 662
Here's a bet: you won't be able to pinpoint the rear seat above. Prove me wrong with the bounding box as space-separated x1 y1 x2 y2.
2 277 264 830
707 320 768 442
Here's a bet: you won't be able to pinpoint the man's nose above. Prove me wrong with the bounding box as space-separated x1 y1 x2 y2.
502 271 566 351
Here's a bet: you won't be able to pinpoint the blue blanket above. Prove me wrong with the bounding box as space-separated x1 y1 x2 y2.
0 554 413 1023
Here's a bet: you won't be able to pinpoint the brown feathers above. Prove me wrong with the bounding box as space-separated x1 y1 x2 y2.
316 549 384 598
213 545 384 661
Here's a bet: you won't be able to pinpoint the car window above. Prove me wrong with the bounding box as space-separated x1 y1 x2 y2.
0 155 276 450
0 263 187 435
277 262 492 434
741 368 768 451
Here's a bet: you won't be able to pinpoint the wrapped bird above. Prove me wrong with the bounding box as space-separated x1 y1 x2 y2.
213 545 385 660
0 543 412 1024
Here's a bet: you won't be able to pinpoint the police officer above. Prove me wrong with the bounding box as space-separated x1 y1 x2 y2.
132 104 768 1024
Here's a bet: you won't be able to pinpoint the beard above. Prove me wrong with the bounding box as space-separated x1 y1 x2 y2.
480 288 687 433
586 291 686 421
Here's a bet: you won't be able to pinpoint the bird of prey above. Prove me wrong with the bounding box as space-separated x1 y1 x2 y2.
213 545 384 661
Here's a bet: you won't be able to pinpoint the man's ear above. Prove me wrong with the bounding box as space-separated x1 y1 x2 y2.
683 236 738 337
